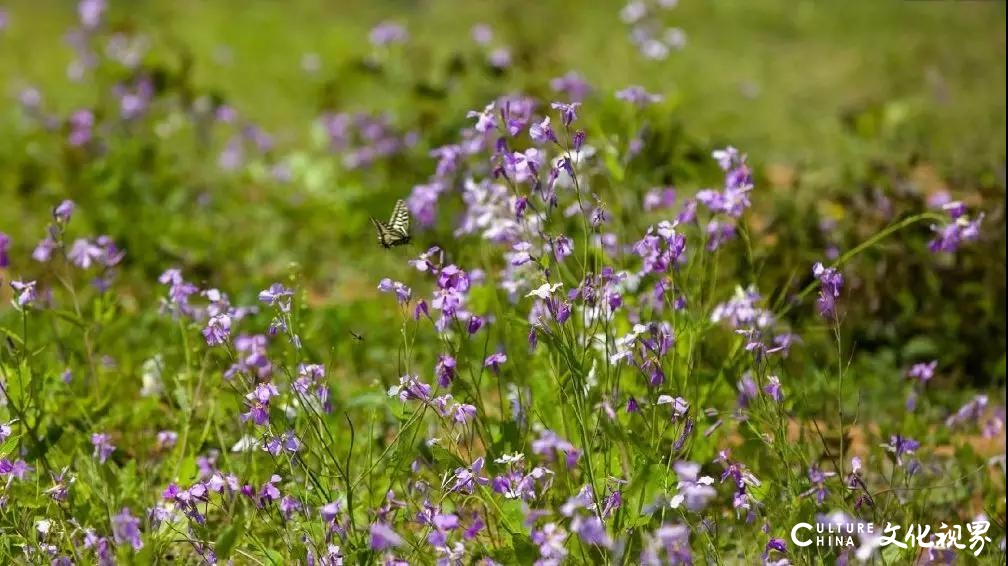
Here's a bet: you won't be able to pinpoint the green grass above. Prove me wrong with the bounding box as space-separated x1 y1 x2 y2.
2 0 1004 172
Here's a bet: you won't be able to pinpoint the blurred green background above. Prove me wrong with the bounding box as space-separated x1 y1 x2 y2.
2 0 1004 169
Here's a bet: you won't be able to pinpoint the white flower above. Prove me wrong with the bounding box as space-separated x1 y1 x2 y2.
527 282 563 300
231 435 261 452
620 1 647 23
495 452 525 464
139 355 164 398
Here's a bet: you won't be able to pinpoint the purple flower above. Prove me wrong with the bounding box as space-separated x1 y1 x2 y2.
10 280 38 307
642 524 692 565
118 78 153 119
264 431 302 456
907 360 937 383
91 433 115 463
928 212 984 253
414 299 429 320
941 200 967 219
369 22 408 46
259 474 282 504
550 102 581 127
156 431 178 450
0 232 10 268
53 200 76 224
111 508 143 550
369 522 404 551
83 532 113 564
553 236 573 261
67 238 102 268
710 286 774 329
226 335 273 381
467 315 484 335
409 246 443 275
453 403 478 424
258 283 294 312
633 221 686 274
436 354 456 387
241 382 279 426
46 468 73 501
883 434 919 467
762 538 787 562
426 511 460 546
389 375 432 403
502 149 543 184
471 23 493 44
437 264 471 293
378 278 412 304
573 129 586 152
616 85 663 107
626 397 640 413
0 458 32 481
408 182 444 228
812 262 843 320
763 376 783 402
509 241 534 266
643 187 677 211
95 235 125 267
945 394 990 429
529 117 557 145
278 495 302 521
711 146 741 171
202 313 232 346
531 523 569 563
736 372 758 408
669 461 717 511
158 269 200 318
532 429 581 468
78 0 105 29
68 109 94 146
32 235 57 263
550 71 593 102
450 457 489 494
488 47 512 69
484 352 507 374
801 464 836 506
467 102 497 133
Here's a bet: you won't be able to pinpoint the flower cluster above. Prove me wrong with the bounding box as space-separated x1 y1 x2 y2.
620 0 687 60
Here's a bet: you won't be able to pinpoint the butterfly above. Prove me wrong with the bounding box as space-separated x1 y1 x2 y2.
370 199 412 248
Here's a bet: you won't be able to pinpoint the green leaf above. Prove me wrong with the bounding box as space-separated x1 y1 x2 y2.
345 391 388 408
0 327 24 348
498 499 527 537
176 455 199 486
173 383 191 413
429 444 467 470
0 432 20 458
603 147 625 182
214 525 240 559
51 309 86 328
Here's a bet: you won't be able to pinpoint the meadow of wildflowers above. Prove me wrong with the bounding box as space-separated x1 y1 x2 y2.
0 1 1005 564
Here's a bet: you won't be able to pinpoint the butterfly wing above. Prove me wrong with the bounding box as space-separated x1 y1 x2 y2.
388 199 411 237
370 217 397 248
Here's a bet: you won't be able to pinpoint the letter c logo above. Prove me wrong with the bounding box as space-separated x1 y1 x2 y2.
791 523 813 547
